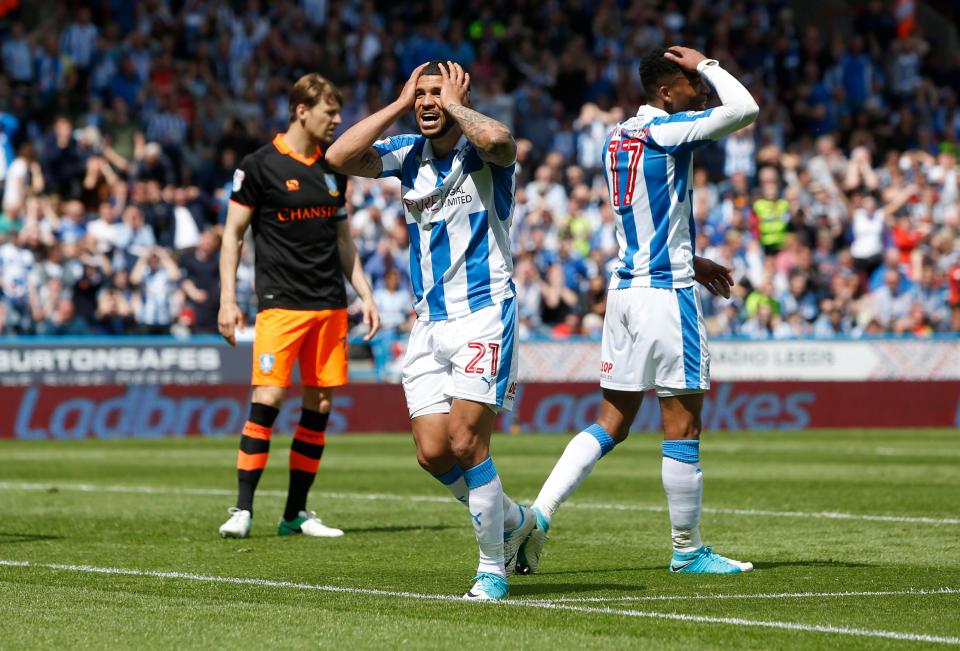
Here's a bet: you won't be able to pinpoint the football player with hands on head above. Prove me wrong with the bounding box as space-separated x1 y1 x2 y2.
516 46 755 577
327 60 531 601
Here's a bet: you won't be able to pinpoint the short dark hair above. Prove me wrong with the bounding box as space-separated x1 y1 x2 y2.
639 48 684 98
418 60 471 91
421 60 446 76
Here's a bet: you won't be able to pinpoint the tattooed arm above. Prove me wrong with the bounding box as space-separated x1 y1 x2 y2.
326 62 428 178
439 62 517 167
445 103 516 167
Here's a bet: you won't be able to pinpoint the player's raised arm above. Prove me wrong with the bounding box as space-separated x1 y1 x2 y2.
438 62 516 167
325 62 429 178
646 47 759 149
218 200 252 346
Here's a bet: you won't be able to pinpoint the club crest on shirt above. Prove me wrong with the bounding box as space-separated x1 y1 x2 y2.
258 353 275 374
232 169 245 192
285 179 300 191
324 173 340 197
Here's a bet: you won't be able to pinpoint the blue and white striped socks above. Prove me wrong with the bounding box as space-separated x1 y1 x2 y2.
464 457 506 577
532 424 618 523
661 439 704 553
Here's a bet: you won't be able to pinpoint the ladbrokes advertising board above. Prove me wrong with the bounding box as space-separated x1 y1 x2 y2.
1 339 958 438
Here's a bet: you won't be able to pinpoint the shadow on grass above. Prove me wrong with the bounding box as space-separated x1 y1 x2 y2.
751 559 874 570
531 567 657 577
0 532 64 545
511 582 646 597
343 524 460 534
530 559 873 575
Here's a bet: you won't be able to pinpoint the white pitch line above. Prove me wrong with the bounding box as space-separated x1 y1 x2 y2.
2 560 958 646
874 447 960 457
530 587 960 604
1 480 958 526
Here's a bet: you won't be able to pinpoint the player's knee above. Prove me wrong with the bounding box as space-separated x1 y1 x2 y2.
252 385 285 409
448 423 483 461
302 388 332 413
665 416 701 440
596 416 630 443
415 446 449 474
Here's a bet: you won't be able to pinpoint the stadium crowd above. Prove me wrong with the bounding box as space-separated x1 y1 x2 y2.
0 0 958 340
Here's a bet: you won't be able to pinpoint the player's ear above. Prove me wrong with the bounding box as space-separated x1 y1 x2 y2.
658 82 672 105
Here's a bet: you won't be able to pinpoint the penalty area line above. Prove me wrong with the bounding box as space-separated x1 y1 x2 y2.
2 560 959 646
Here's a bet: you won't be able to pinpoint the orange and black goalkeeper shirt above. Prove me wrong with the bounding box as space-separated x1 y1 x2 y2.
231 134 349 312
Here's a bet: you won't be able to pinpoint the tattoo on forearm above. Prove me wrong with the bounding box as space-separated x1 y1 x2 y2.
357 150 382 176
446 104 508 146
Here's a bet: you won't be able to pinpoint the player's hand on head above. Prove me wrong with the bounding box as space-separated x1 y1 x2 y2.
361 297 380 341
663 46 708 73
398 62 429 109
217 302 244 347
438 61 470 109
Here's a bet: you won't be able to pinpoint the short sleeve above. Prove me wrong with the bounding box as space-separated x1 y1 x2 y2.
371 134 422 179
229 154 262 208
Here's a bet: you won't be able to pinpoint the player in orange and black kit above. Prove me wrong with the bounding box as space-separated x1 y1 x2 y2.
216 74 380 539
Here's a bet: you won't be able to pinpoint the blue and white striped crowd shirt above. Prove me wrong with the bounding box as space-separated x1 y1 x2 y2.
373 134 516 322
602 60 759 290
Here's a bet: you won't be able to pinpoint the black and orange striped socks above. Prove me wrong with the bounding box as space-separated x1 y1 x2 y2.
236 402 279 515
282 409 329 521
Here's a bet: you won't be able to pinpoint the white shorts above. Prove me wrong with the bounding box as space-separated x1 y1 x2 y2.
402 298 519 418
600 286 710 396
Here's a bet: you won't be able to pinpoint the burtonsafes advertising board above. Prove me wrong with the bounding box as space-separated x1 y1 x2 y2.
1 339 959 439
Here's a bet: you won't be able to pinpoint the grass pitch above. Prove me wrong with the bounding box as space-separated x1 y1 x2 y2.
1 430 958 649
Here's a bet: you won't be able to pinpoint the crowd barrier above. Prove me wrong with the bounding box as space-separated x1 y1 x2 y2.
1 337 958 438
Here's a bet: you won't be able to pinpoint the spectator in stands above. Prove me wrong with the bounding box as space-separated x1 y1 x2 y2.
42 117 84 200
95 270 137 335
0 0 954 344
36 297 90 336
870 268 917 332
2 143 44 219
130 246 180 335
373 268 413 334
179 230 220 334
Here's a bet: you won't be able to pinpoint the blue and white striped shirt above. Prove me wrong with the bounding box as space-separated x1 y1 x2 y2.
60 22 99 69
373 134 516 321
602 61 758 290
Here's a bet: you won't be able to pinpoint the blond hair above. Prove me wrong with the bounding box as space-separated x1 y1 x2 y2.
288 73 343 122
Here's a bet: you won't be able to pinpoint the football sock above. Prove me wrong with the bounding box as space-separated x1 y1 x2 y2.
661 439 704 553
236 402 279 515
464 457 506 578
282 409 328 521
502 494 522 531
432 465 521 529
532 424 617 523
432 464 468 506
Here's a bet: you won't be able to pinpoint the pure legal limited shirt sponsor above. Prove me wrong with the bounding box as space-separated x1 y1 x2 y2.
230 133 349 311
373 134 516 321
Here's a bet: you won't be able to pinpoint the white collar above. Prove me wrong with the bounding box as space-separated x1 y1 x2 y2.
636 104 668 117
422 134 469 161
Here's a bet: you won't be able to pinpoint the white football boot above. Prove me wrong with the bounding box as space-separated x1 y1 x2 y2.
218 508 251 538
277 511 344 537
504 505 537 575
